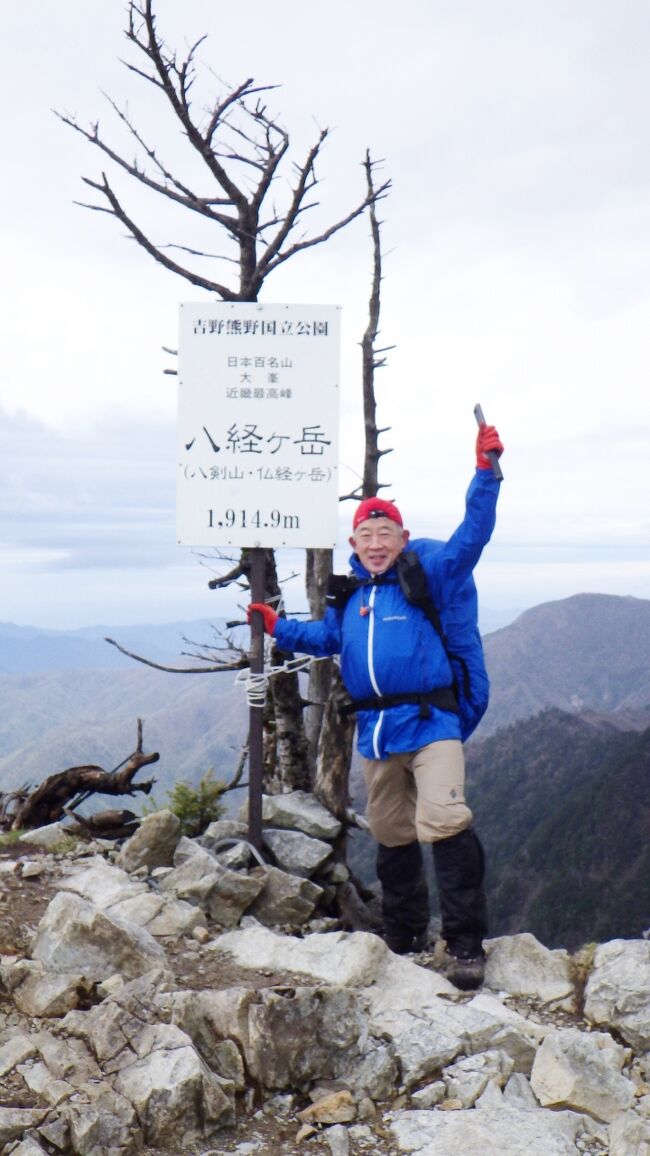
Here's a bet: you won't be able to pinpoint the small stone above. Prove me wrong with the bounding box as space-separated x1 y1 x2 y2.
438 1098 464 1110
296 1123 317 1141
297 1090 356 1124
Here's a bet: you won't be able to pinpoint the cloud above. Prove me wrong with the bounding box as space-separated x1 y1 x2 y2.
0 408 176 570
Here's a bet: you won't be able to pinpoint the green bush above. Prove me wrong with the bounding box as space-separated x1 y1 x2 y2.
146 769 227 838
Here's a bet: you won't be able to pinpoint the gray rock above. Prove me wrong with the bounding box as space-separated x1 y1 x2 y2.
398 1016 468 1090
116 808 182 872
11 963 91 1018
59 855 148 907
339 1040 399 1101
443 1049 514 1108
61 1089 139 1154
503 1072 540 1108
200 819 249 849
160 844 264 925
215 840 253 870
0 1109 49 1147
145 896 208 937
209 925 388 987
245 987 368 1088
530 1026 635 1122
584 938 650 1051
61 968 171 1068
10 1139 49 1156
170 988 256 1088
325 1123 350 1156
263 827 332 877
17 822 72 848
410 1080 446 1108
247 864 323 924
113 1023 235 1145
607 1110 650 1155
241 790 342 839
485 933 574 1004
389 1106 602 1154
31 891 166 981
0 1032 38 1076
16 1059 74 1107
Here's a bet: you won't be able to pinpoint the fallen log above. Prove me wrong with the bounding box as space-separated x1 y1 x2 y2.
10 720 158 832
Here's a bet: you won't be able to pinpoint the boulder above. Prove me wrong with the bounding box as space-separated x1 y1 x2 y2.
31 891 166 981
389 1106 602 1154
116 808 182 872
530 1026 635 1122
584 938 650 1051
241 790 342 839
247 864 323 924
245 986 369 1088
485 933 574 1004
113 1023 235 1146
263 827 332 877
159 843 264 925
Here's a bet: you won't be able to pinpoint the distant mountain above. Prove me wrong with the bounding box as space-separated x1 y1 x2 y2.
466 709 650 949
0 665 248 804
0 619 227 673
480 593 650 736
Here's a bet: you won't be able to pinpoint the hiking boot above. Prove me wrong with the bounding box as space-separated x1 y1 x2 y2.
436 946 485 991
384 929 430 956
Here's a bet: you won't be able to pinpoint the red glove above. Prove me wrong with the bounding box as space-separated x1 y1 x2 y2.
476 423 504 469
247 602 279 635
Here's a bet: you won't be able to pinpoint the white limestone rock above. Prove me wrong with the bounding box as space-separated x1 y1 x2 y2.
584 938 650 1052
160 842 264 925
241 790 342 839
17 822 72 849
246 864 324 925
389 1106 602 1155
485 933 574 1004
116 808 181 872
262 826 333 877
443 1048 514 1108
113 1023 235 1146
530 1026 635 1122
31 891 166 981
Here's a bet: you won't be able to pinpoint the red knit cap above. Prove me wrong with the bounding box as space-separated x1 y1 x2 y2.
352 497 403 530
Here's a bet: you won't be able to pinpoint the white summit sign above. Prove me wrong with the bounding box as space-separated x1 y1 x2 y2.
176 302 341 548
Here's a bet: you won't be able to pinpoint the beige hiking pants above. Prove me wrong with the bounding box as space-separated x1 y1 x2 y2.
361 739 473 845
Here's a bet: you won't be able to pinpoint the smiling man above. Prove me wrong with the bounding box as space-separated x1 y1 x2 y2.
249 422 504 989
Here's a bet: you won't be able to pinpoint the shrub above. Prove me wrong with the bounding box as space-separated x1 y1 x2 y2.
148 769 227 838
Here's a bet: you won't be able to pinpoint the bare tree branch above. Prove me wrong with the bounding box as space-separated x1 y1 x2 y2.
105 635 249 673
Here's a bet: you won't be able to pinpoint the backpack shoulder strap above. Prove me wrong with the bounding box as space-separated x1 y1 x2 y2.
395 550 445 641
325 573 363 612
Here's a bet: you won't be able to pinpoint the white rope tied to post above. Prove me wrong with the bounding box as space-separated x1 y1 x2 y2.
235 646 332 709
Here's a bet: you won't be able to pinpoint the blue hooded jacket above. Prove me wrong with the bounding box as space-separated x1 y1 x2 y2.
273 468 500 759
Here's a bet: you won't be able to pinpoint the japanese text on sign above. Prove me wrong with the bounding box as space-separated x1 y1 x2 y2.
176 303 341 548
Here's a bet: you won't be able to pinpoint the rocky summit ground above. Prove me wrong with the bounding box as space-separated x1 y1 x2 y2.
1 814 649 1156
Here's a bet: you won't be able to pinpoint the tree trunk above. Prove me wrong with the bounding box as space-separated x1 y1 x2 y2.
313 669 356 820
304 547 334 779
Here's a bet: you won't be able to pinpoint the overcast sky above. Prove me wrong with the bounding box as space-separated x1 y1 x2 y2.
1 0 649 631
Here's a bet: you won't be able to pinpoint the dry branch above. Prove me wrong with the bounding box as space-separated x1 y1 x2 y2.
10 720 159 831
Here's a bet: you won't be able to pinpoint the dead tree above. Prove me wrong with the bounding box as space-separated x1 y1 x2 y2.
10 721 158 832
311 153 394 819
57 0 389 794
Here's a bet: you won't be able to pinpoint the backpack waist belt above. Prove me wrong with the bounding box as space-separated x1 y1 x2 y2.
341 685 459 720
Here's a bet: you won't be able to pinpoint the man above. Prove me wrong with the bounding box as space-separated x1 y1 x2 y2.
249 422 503 990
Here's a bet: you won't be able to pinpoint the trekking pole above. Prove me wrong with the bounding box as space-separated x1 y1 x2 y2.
473 404 504 481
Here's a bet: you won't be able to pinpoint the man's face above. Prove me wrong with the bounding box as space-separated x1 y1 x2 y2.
350 517 410 575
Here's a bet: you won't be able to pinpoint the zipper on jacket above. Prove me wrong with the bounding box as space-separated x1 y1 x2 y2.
367 585 384 758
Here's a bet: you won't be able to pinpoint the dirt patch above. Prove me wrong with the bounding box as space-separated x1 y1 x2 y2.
0 855 57 955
